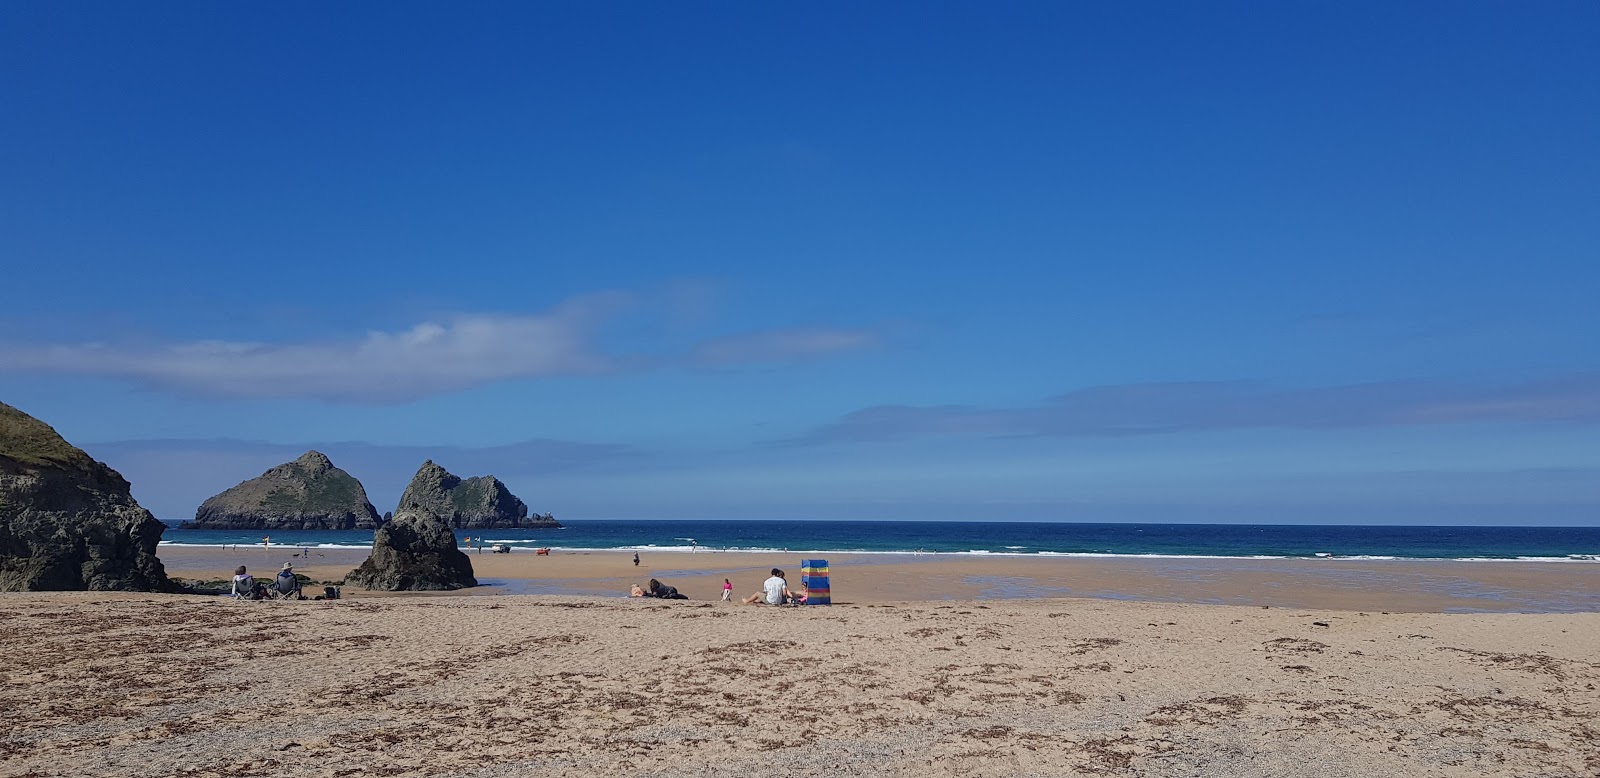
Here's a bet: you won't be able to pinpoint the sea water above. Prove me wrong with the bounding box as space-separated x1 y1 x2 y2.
159 519 1600 562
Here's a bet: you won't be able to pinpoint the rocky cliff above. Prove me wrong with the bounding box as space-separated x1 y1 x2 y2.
394 460 561 530
0 402 171 592
345 506 476 591
183 451 382 530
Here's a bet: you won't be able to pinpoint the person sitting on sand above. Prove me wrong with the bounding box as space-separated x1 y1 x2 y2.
630 583 645 597
230 566 256 599
742 568 789 605
787 583 808 606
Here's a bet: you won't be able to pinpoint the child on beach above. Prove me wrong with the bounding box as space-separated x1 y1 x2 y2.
721 578 732 601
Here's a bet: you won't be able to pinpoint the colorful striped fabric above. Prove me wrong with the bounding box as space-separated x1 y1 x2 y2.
801 559 831 605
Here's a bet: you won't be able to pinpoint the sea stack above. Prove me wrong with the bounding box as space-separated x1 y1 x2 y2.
183 451 382 530
0 402 170 592
394 460 561 529
345 506 477 591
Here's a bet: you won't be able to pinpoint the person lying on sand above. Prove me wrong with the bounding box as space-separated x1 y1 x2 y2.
630 583 645 597
647 579 688 599
742 568 790 605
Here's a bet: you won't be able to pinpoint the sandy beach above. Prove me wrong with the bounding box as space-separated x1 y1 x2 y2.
1 590 1597 778
5 548 1595 776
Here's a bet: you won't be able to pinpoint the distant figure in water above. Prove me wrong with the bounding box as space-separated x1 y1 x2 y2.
633 552 640 567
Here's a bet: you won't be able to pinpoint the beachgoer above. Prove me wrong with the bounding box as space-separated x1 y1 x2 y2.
648 578 688 600
742 568 789 605
230 566 256 599
721 578 733 602
630 583 645 597
633 552 640 567
273 562 302 599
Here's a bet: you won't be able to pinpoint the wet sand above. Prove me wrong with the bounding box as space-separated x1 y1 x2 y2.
157 546 1600 612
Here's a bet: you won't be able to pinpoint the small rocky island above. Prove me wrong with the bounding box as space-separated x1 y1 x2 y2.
395 460 561 530
183 451 382 530
345 505 477 590
0 401 170 591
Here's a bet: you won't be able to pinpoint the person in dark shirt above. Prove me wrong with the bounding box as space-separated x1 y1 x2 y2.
647 578 687 599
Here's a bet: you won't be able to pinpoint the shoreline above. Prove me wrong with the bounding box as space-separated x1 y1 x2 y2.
156 541 1600 564
155 546 1600 613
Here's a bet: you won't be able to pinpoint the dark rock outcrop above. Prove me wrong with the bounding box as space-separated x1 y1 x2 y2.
394 460 561 530
183 451 382 530
345 506 476 591
0 402 171 592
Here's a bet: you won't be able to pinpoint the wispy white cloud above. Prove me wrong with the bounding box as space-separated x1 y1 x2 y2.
690 327 878 366
793 375 1600 444
1 294 628 402
0 291 883 403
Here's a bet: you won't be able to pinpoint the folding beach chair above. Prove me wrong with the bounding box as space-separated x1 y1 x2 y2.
269 572 302 600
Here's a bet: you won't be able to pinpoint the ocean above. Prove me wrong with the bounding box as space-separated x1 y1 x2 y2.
159 520 1600 562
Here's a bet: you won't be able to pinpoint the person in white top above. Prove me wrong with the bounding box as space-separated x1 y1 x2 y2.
230 566 256 599
742 568 790 605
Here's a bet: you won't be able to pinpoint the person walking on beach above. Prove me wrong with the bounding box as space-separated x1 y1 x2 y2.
721 578 733 602
633 552 640 567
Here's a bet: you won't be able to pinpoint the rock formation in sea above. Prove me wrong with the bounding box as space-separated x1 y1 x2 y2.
183 451 383 530
344 505 477 591
0 402 171 592
394 459 561 529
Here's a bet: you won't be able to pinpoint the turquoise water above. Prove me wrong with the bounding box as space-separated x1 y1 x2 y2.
160 519 1600 562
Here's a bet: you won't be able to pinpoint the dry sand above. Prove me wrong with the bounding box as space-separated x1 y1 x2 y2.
2 590 1597 777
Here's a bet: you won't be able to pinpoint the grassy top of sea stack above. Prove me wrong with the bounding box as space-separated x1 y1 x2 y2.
0 401 97 471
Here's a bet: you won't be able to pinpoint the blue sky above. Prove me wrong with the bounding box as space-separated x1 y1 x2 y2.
2 3 1597 523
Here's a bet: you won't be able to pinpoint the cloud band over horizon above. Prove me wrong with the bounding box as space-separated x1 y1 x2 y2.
0 292 881 403
794 375 1600 444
